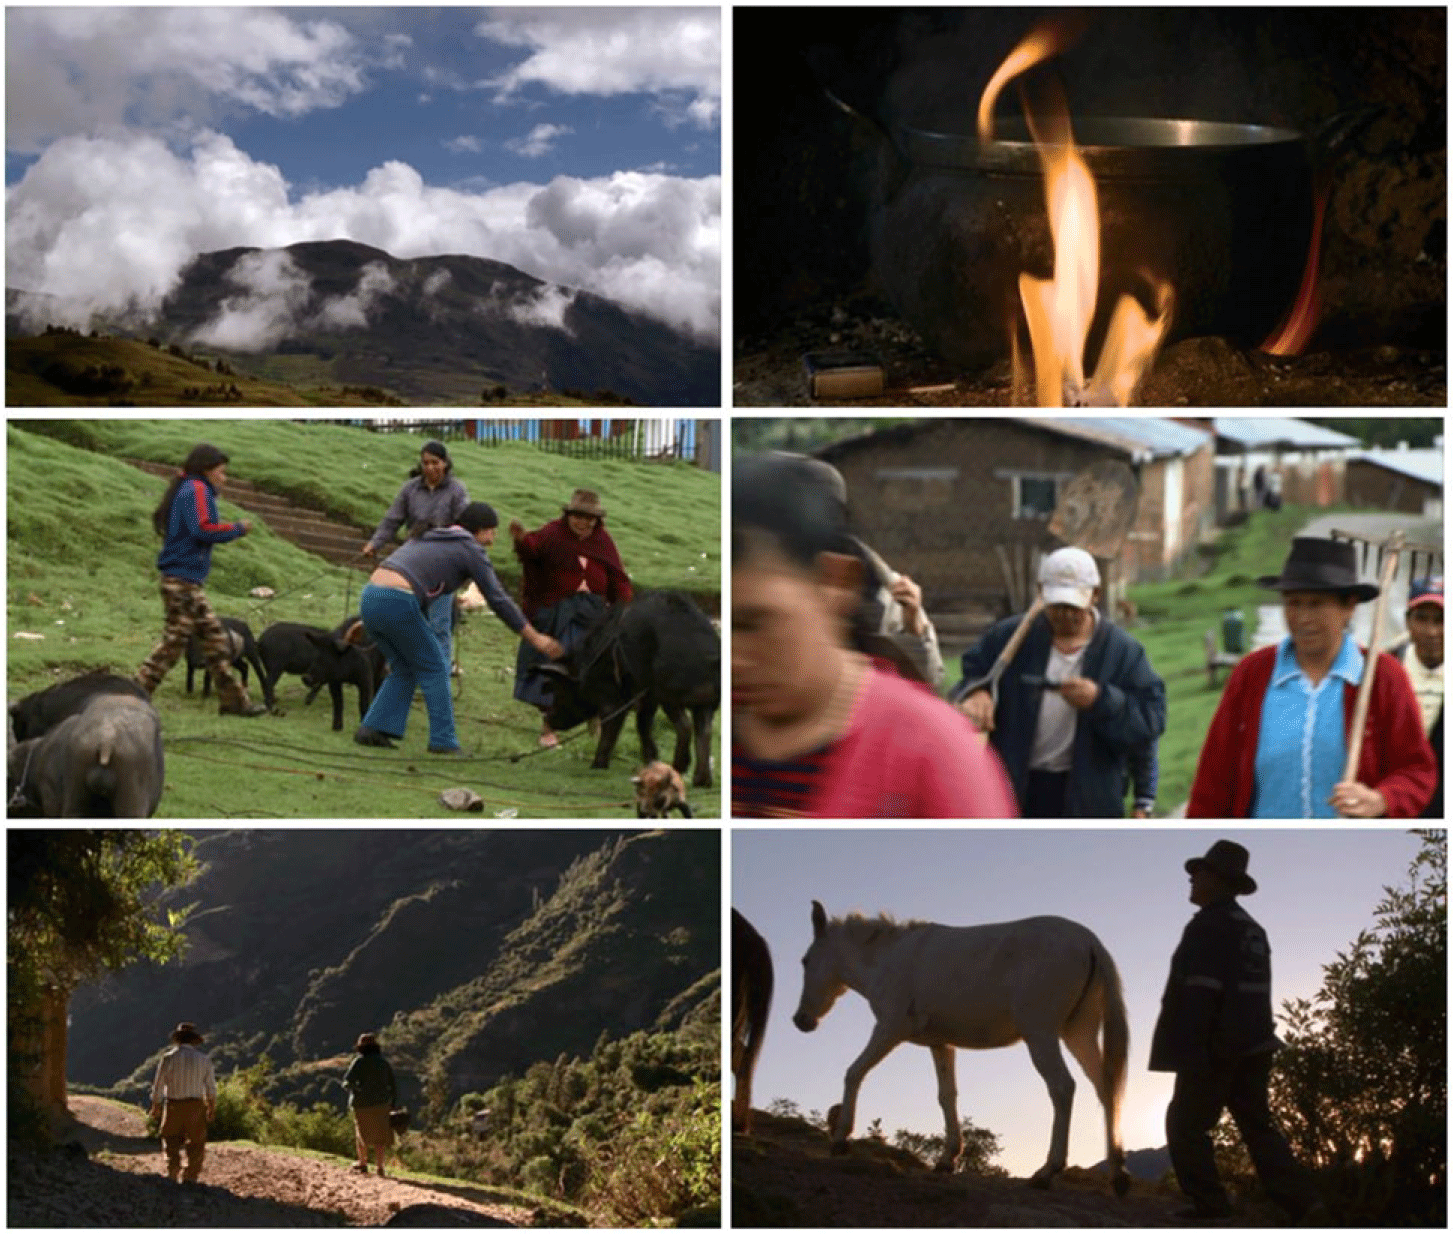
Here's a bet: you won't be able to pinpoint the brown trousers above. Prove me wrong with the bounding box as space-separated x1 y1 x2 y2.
136 576 251 708
159 1098 208 1181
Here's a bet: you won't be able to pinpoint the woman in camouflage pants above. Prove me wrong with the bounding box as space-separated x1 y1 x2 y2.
135 444 268 716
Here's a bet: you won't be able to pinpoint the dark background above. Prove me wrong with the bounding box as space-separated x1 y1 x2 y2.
735 7 1445 353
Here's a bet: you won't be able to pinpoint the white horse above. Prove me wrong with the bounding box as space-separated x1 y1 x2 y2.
793 900 1130 1194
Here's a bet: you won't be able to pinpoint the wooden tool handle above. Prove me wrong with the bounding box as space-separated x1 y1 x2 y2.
1343 535 1404 782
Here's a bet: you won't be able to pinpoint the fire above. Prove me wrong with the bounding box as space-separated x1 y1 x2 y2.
982 23 1173 406
1261 183 1329 355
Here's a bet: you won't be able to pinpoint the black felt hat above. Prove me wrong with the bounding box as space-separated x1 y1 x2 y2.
1185 840 1257 896
1256 538 1379 602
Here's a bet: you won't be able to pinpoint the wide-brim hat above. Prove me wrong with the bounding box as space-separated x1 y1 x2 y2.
1256 537 1379 602
1185 840 1257 896
171 1021 204 1045
563 489 606 519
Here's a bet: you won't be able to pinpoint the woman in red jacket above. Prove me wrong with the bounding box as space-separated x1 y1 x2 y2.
509 489 633 747
1188 538 1435 818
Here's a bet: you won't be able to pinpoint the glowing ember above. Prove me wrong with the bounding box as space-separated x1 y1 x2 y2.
983 22 1173 406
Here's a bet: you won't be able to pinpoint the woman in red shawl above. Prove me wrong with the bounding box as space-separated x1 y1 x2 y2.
510 488 633 746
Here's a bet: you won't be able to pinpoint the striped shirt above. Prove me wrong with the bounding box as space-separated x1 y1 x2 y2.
150 1044 217 1104
732 744 833 817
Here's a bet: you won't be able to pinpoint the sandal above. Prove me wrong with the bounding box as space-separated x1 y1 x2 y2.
538 732 560 749
349 1162 369 1174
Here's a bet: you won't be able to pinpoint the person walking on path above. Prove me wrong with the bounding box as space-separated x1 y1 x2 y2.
1187 538 1435 817
355 503 562 753
509 488 633 747
135 444 268 715
343 1033 397 1177
1150 841 1322 1224
149 1021 217 1184
953 547 1166 817
361 440 470 669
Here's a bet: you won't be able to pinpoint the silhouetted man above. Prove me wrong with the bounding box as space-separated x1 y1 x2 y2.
1149 841 1320 1222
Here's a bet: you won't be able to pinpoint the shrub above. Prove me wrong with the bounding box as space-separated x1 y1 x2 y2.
211 1072 269 1142
269 1101 357 1159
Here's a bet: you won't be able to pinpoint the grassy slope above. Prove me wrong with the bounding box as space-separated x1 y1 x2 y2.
942 503 1359 815
7 334 619 408
7 423 721 819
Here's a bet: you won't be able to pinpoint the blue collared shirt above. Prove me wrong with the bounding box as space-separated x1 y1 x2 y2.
1251 633 1362 818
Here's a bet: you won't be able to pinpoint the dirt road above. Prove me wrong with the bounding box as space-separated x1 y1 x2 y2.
9 1095 546 1228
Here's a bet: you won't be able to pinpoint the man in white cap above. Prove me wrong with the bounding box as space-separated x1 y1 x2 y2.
953 546 1165 817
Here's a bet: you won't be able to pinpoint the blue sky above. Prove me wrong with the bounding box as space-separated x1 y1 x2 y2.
733 827 1433 1180
6 7 720 338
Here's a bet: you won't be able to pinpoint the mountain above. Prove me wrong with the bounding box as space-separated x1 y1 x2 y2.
8 239 719 406
67 829 720 1113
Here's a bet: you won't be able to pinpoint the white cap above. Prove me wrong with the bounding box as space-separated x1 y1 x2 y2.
1039 546 1100 609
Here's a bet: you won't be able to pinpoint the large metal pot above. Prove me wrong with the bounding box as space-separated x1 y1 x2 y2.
838 97 1353 372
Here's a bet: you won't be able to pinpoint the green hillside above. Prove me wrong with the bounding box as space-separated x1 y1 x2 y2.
7 332 626 407
6 421 721 819
66 828 720 1225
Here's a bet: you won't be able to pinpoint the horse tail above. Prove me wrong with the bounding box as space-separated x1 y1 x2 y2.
1093 937 1131 1197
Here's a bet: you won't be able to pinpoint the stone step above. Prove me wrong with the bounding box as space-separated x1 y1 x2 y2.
124 457 376 571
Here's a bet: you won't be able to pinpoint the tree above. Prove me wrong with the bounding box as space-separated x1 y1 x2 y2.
1267 830 1445 1224
8 830 196 1137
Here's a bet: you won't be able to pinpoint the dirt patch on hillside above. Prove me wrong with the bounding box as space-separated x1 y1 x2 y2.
732 1111 1295 1228
9 1096 556 1228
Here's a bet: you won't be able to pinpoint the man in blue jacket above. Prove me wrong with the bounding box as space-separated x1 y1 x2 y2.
953 546 1165 817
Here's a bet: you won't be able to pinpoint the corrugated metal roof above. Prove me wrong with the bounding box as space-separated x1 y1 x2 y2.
1032 417 1211 460
1350 448 1444 489
1212 417 1361 450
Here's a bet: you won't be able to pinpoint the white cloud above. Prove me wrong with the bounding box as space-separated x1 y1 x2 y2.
505 123 573 159
478 8 719 128
443 135 482 155
6 7 373 152
482 283 577 333
6 131 720 341
314 260 395 330
190 249 312 351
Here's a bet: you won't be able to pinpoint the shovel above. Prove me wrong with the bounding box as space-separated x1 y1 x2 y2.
1342 530 1404 789
956 460 1140 721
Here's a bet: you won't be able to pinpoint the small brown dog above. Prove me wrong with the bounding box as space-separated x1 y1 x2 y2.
632 761 693 818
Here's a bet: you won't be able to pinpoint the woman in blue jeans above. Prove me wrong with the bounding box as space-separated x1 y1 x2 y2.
355 503 562 753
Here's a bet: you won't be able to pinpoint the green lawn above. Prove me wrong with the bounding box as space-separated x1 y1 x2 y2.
7 421 721 819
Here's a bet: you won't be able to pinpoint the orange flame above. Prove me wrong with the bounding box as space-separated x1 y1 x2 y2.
987 22 1172 406
1260 182 1330 355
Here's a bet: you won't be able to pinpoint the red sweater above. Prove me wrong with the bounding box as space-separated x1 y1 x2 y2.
1188 644 1436 818
733 667 1019 819
512 517 632 620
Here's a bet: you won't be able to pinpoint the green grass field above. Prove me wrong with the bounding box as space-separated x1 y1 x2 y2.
942 503 1367 815
7 421 721 819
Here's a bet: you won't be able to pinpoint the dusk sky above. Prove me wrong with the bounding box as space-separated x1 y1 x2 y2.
733 827 1430 1180
5 6 720 338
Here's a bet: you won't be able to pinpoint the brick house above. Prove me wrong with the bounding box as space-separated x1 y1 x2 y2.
815 417 1214 629
1182 417 1360 521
